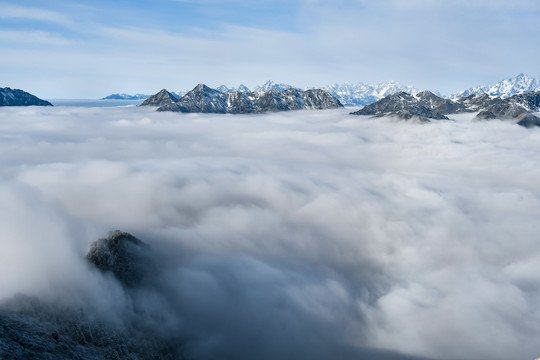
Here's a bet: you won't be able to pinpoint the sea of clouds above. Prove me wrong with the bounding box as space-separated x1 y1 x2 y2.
1 106 539 360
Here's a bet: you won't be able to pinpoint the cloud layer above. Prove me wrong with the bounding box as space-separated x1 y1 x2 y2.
1 106 540 359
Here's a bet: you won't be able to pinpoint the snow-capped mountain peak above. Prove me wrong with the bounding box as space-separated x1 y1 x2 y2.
451 73 540 99
320 81 420 107
237 84 251 93
255 80 293 93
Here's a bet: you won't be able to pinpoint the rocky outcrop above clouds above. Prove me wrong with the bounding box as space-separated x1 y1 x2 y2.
351 89 540 127
350 91 453 121
140 89 180 107
142 84 343 114
0 87 52 107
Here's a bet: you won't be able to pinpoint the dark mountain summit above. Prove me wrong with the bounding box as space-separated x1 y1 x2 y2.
142 84 343 114
350 91 451 120
175 83 229 113
86 231 154 288
0 87 52 107
140 89 180 107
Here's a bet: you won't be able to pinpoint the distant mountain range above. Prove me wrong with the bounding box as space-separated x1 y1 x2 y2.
0 87 52 107
321 81 420 107
101 92 185 101
6 73 540 117
104 74 540 108
209 80 419 107
142 84 342 114
109 80 418 107
451 73 540 99
101 93 151 100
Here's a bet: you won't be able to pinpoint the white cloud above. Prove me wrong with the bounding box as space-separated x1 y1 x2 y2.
0 30 73 46
0 4 74 26
1 106 540 359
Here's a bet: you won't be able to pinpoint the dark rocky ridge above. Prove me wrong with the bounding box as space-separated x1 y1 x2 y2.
350 91 453 120
142 84 343 114
0 87 52 107
140 89 179 107
351 90 540 127
509 90 540 112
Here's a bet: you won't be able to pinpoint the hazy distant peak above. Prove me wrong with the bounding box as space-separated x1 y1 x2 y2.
451 73 540 99
101 93 150 100
255 80 294 93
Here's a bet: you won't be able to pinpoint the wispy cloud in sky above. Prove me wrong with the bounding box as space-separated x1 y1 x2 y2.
1 0 539 97
0 4 74 26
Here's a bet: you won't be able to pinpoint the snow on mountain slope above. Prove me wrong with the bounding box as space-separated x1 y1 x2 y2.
451 73 540 99
254 80 293 93
322 81 420 107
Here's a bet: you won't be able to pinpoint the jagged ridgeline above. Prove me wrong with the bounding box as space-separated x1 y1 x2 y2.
141 84 343 113
350 90 540 127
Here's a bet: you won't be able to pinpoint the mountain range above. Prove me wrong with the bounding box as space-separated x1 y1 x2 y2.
105 74 540 108
141 84 343 113
0 87 52 107
101 93 151 100
351 89 540 127
108 80 417 107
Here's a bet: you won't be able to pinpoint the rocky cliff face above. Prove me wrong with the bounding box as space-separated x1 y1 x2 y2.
150 84 342 114
509 90 540 112
0 87 52 107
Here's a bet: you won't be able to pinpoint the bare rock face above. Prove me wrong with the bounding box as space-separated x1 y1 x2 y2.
86 231 152 287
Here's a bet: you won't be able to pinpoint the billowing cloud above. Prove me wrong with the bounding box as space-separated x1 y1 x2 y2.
1 106 540 359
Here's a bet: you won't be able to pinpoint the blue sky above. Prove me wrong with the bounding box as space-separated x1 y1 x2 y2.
1 0 540 98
